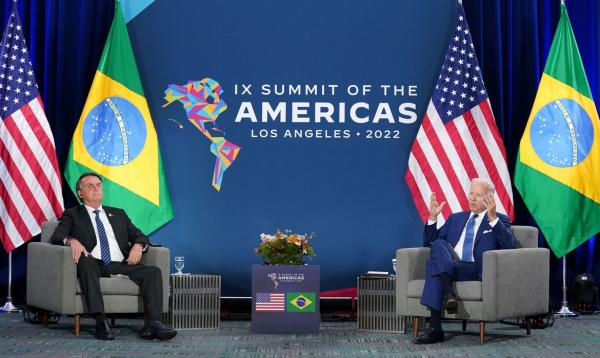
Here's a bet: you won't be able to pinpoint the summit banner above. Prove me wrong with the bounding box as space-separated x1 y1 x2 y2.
125 0 459 295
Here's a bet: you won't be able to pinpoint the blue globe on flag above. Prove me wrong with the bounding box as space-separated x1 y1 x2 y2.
530 98 594 168
295 297 307 308
82 96 147 166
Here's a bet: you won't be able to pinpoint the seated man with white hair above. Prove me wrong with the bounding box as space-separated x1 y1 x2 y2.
413 178 516 344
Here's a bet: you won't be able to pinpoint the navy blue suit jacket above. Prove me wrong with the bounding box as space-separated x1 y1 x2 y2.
423 211 515 276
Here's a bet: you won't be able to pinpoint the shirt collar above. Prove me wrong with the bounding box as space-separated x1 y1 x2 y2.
84 204 104 215
469 211 485 222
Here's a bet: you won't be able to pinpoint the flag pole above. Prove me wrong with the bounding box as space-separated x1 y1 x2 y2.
1 0 24 313
0 251 21 313
555 255 578 317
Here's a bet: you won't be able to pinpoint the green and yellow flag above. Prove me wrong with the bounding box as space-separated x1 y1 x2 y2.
514 3 600 257
65 0 172 234
286 292 316 313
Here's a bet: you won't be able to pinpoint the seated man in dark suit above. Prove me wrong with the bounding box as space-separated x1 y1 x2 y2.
50 172 176 341
413 178 516 344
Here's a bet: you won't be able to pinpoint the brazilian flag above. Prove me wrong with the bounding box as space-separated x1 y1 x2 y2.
286 292 316 313
65 0 172 234
514 3 600 257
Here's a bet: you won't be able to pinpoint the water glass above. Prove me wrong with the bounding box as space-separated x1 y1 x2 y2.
174 256 185 275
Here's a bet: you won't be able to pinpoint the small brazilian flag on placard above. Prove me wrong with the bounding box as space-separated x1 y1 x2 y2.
286 292 316 312
64 0 172 234
514 3 600 257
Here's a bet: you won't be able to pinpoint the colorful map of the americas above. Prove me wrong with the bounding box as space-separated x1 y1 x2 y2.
163 78 240 191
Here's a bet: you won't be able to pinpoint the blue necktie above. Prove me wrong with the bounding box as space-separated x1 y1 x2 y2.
93 209 112 266
461 213 478 262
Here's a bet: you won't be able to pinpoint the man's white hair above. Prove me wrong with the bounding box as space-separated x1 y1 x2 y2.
470 178 495 194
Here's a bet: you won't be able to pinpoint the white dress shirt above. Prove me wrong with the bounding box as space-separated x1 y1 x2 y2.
84 205 125 263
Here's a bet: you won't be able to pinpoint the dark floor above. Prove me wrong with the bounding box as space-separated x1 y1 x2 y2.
0 312 599 357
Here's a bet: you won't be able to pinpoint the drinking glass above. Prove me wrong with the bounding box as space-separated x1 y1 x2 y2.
174 256 185 275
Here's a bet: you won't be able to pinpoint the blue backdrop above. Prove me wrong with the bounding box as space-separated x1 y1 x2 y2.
1 0 599 304
128 0 456 295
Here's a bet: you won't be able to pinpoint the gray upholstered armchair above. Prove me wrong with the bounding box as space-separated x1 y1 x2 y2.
395 225 550 343
26 221 170 335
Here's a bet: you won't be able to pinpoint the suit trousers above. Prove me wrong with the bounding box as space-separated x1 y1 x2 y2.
420 240 479 311
76 255 163 322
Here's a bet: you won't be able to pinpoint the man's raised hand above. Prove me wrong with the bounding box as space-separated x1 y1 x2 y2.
429 193 446 221
482 192 497 221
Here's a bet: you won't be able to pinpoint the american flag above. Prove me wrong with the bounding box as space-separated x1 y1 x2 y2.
405 2 514 226
255 292 285 312
0 5 64 252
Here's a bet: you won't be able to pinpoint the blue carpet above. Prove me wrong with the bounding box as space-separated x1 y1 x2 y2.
0 314 599 357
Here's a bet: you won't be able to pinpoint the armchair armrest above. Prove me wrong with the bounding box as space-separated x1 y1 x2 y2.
481 248 550 321
27 242 78 314
140 246 170 312
395 247 430 315
140 246 170 272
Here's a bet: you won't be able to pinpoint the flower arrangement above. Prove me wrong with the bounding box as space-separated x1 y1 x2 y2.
255 230 316 265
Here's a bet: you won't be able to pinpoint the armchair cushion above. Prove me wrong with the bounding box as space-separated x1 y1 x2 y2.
407 280 483 301
76 277 141 296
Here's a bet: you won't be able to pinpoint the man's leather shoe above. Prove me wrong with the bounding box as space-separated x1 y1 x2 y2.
413 328 444 344
139 321 177 341
443 292 458 314
95 320 115 340
138 325 154 340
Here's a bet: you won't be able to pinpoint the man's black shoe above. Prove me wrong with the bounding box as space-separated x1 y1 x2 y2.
140 321 177 341
413 328 444 344
443 292 458 314
138 325 154 340
95 320 115 340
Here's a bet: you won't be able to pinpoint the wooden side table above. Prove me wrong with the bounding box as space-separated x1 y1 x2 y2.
162 274 221 329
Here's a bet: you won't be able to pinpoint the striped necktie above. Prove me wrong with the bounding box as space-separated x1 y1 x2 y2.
461 213 478 262
93 209 112 266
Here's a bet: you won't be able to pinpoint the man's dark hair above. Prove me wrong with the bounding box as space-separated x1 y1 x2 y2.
76 172 103 191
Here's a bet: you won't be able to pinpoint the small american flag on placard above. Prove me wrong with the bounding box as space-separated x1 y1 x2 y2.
0 5 64 252
405 1 514 225
255 293 285 312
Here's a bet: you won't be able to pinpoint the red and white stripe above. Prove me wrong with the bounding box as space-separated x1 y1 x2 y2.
406 99 515 226
255 293 285 312
0 96 64 251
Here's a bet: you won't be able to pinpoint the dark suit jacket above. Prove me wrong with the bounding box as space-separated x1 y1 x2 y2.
423 211 515 276
50 205 148 260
